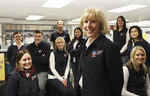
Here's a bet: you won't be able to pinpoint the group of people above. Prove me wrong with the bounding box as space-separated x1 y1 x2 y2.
6 20 84 96
111 16 150 66
6 30 50 96
5 7 150 96
111 13 150 96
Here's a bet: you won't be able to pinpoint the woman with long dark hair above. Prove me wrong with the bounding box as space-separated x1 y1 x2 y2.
67 27 85 85
112 16 129 63
126 26 150 67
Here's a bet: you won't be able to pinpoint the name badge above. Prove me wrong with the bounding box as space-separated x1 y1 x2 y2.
91 51 97 57
91 50 103 57
64 53 67 57
120 33 125 36
78 45 81 48
38 50 42 53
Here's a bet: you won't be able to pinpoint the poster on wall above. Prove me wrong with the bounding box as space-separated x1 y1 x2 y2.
143 33 148 41
25 37 34 45
147 34 150 43
0 53 5 81
143 33 150 43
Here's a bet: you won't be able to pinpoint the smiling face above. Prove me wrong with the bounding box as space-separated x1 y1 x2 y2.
13 33 22 43
74 29 82 39
19 53 32 70
117 17 124 28
83 15 100 41
56 39 65 51
34 33 43 45
130 28 139 39
134 49 145 66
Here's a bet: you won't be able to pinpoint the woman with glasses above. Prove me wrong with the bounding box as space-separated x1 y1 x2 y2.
7 31 26 71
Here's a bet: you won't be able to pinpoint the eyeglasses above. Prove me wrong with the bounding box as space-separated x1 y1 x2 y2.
14 36 22 38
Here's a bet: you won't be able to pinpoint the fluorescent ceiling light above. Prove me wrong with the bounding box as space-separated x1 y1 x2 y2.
127 22 138 26
109 19 129 24
67 21 80 25
108 20 117 24
127 20 150 27
108 4 146 13
42 0 74 8
138 20 150 26
139 20 150 24
26 15 44 20
72 18 81 22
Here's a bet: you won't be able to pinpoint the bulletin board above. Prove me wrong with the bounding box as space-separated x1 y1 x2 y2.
0 53 5 81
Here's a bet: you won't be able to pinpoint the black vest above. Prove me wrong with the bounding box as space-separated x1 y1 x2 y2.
126 66 147 96
113 28 128 50
50 50 69 76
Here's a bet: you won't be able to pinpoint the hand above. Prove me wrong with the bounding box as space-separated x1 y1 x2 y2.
71 49 75 53
61 79 67 87
120 51 122 54
42 54 45 57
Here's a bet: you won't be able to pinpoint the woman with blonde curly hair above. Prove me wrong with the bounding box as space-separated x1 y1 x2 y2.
75 8 123 96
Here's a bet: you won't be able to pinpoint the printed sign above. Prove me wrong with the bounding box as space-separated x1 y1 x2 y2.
0 53 5 81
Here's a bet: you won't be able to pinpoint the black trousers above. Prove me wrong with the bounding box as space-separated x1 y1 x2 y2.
71 62 78 85
47 79 73 96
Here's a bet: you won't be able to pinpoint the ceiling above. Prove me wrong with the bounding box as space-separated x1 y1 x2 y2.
0 0 150 24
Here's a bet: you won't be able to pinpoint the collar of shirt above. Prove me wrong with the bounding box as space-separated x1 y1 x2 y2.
85 35 100 48
131 40 135 47
56 30 64 35
25 73 30 78
73 40 79 49
34 41 43 47
13 42 24 49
